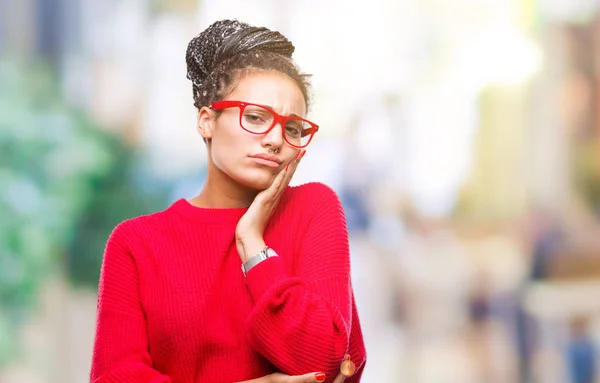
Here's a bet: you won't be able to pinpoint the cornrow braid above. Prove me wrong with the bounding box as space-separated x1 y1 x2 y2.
185 19 311 111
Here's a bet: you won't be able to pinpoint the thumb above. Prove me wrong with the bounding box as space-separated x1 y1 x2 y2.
289 372 326 383
331 371 346 383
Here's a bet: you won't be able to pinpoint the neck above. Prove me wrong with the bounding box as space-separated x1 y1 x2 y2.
190 162 257 209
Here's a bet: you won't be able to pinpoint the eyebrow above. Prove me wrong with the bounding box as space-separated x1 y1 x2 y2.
261 104 302 118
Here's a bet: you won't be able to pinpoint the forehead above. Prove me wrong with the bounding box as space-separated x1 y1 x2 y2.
227 70 307 116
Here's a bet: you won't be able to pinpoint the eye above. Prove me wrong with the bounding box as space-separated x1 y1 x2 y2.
285 123 302 137
243 113 266 124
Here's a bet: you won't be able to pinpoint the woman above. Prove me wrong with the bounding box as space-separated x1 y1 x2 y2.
90 19 366 383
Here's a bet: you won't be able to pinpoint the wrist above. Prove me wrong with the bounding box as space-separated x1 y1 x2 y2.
237 237 266 263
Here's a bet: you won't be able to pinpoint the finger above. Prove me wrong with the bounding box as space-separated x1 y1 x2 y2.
256 160 290 202
282 149 304 184
289 149 305 171
260 149 304 204
340 354 356 377
331 354 355 383
266 149 302 198
261 167 287 199
331 371 346 383
273 150 300 188
287 372 326 383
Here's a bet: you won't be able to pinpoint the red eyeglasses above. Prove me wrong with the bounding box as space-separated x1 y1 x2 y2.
210 100 319 148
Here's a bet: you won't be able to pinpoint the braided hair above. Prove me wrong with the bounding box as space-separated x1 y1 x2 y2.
186 19 311 111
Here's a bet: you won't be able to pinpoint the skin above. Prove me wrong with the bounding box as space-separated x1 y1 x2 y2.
192 70 306 206
191 70 350 383
236 369 350 383
192 70 307 260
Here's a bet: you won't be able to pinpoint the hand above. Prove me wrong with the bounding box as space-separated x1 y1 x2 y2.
236 370 347 383
333 354 355 383
235 149 306 262
236 354 355 383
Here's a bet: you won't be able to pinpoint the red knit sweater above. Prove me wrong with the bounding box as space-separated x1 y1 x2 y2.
90 182 366 383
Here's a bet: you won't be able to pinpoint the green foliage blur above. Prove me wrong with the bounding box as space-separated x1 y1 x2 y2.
0 58 169 366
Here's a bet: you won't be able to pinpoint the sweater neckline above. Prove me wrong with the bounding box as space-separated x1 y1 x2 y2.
170 198 249 223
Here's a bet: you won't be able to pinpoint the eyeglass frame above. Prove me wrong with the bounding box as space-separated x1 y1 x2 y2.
209 100 319 148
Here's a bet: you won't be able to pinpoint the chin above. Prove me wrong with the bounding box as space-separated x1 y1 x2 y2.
235 169 276 191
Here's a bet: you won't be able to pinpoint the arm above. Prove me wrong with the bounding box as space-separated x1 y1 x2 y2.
90 223 171 383
243 185 366 381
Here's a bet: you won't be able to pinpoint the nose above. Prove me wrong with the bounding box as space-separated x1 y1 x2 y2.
261 121 285 149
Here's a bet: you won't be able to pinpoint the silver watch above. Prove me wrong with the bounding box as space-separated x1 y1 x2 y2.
242 246 278 277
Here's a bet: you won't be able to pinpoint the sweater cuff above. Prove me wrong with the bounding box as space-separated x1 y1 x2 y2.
244 256 288 302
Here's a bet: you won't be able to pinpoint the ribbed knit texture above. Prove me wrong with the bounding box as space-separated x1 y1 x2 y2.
90 182 366 383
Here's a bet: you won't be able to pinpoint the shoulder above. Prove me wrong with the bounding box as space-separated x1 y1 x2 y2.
282 182 346 223
106 204 173 247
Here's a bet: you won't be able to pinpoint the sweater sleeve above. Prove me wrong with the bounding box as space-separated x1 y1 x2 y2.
244 184 366 382
90 222 171 383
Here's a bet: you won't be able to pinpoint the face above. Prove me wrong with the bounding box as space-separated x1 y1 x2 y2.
197 70 307 191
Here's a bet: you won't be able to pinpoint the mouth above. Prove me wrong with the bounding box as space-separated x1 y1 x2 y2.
250 157 281 168
249 153 283 168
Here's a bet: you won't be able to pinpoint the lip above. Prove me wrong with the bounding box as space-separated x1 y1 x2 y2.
249 153 283 168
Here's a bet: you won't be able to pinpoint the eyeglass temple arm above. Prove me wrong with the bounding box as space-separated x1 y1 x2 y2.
301 127 318 137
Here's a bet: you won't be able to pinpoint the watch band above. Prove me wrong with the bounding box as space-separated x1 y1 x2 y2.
242 246 277 277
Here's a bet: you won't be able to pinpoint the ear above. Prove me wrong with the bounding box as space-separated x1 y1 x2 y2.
197 106 215 140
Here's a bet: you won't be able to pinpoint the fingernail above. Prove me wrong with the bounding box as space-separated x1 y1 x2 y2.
285 163 289 171
315 373 326 382
295 150 301 160
300 149 307 158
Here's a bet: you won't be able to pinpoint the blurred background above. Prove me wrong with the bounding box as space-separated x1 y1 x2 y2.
2 0 600 382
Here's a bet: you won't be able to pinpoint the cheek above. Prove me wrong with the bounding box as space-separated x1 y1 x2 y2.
210 129 243 171
283 148 299 163
209 126 257 175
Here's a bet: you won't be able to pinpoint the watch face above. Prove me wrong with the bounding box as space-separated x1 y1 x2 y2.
266 247 278 257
